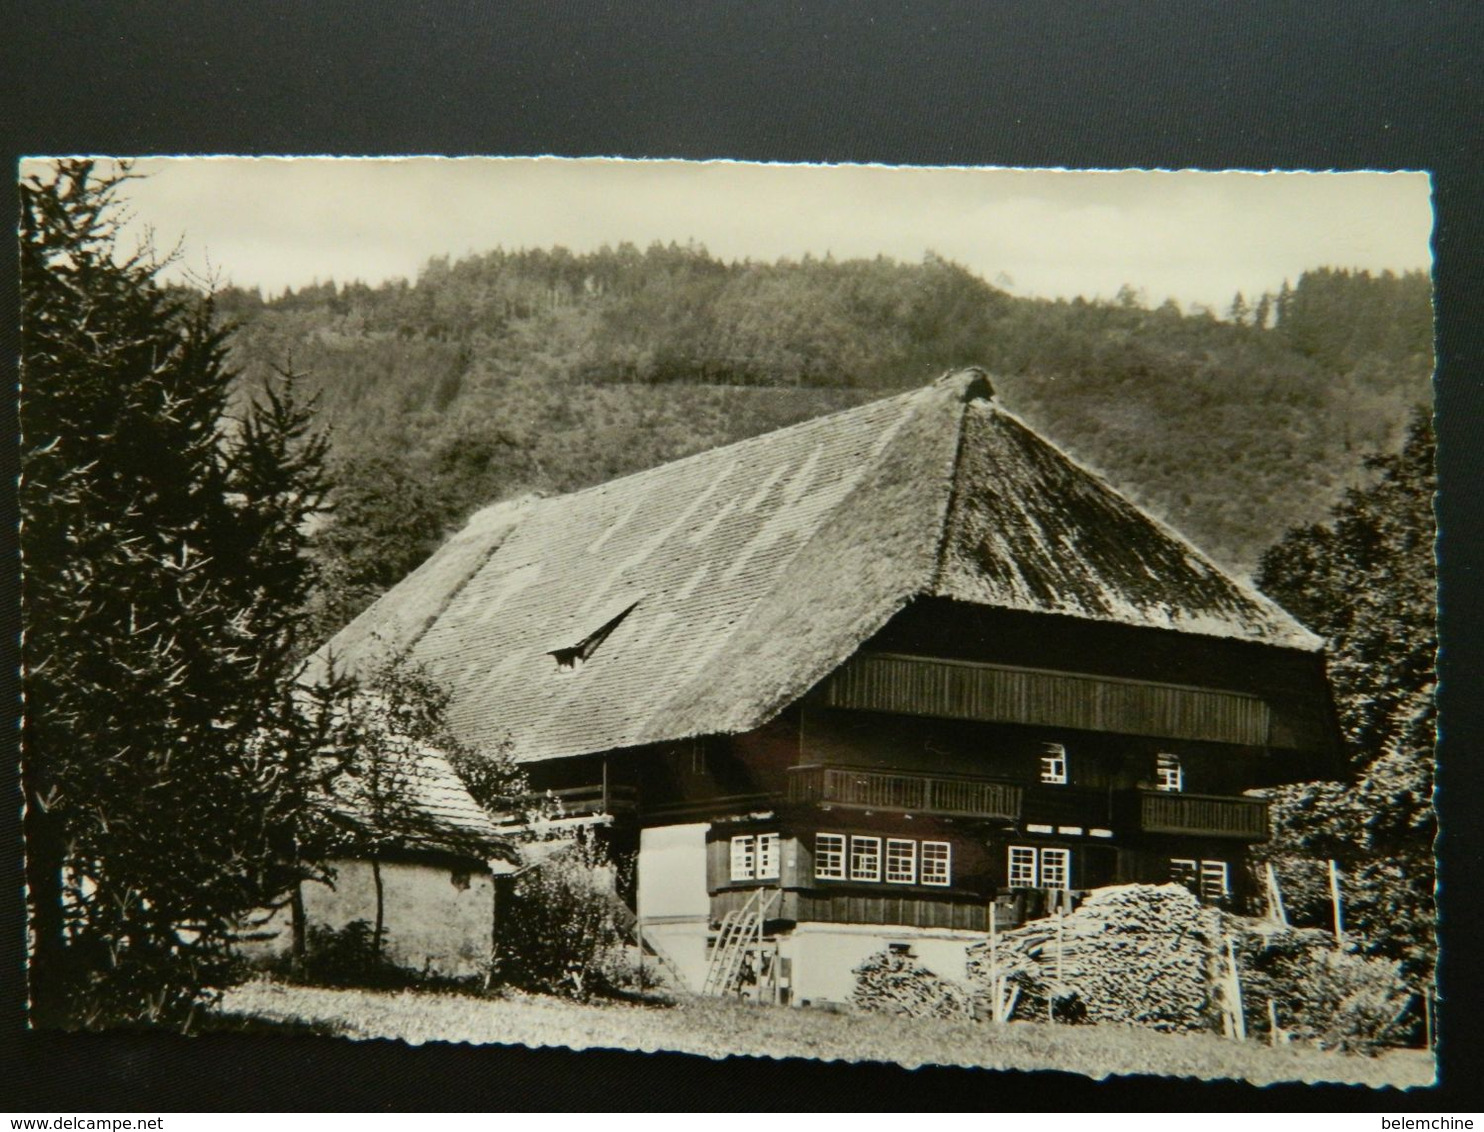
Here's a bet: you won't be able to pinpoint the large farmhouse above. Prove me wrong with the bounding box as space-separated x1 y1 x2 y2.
315 369 1342 1002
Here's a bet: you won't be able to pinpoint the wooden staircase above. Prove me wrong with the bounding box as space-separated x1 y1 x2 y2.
701 888 779 998
607 895 692 991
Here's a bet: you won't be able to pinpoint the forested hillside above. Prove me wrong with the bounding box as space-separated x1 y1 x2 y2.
212 246 1431 635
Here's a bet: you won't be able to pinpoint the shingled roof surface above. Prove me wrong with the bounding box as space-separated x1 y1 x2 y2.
325 740 512 859
315 370 1319 763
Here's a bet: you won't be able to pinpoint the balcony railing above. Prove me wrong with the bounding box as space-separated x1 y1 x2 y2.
495 784 640 825
786 764 1023 821
1135 790 1269 840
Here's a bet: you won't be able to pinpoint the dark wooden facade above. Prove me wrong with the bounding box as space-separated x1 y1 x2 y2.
525 598 1341 931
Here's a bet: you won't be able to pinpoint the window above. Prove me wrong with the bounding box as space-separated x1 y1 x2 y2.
1009 845 1073 889
814 833 952 886
1155 753 1183 793
1171 857 1228 901
730 833 780 881
1200 860 1229 901
1040 743 1068 784
1040 848 1071 890
921 841 951 887
815 833 847 880
885 839 917 884
1169 858 1198 888
1008 845 1039 887
757 833 780 880
730 836 756 881
849 836 882 882
550 600 640 671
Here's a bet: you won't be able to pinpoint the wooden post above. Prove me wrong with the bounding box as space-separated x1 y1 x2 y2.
1266 998 1286 1047
1425 986 1434 1050
371 855 385 961
1226 937 1247 1042
1265 861 1288 928
988 898 1001 1023
485 873 501 993
1056 905 1065 988
1328 859 1345 944
636 917 645 987
1052 905 1066 1023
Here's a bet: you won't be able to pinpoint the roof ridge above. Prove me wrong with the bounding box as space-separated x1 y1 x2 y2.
929 396 975 594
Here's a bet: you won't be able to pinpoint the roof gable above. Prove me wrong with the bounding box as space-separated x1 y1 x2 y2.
315 370 1318 763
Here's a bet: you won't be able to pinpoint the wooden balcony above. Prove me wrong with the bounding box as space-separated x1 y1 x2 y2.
1134 790 1268 840
785 764 1022 821
495 783 639 825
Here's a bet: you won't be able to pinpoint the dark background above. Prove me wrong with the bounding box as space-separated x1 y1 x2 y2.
2 0 1480 1111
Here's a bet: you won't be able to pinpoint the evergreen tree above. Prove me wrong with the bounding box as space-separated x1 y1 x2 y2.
1255 411 1436 982
21 160 338 1028
1253 293 1272 331
1228 291 1250 325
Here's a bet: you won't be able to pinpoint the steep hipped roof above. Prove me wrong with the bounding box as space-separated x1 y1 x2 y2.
324 738 513 861
313 370 1319 763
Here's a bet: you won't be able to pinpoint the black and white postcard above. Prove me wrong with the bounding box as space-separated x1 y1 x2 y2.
19 156 1436 1091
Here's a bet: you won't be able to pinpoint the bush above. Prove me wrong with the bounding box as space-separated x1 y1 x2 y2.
851 949 974 1020
1231 925 1417 1053
289 920 419 990
493 834 629 999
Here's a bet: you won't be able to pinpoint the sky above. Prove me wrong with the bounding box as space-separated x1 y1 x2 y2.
29 157 1434 312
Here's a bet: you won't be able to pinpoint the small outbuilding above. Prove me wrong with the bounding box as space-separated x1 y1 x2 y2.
247 742 516 981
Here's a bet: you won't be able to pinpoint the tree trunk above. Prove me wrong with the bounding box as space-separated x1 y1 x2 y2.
371 855 385 962
23 788 67 1028
289 880 307 978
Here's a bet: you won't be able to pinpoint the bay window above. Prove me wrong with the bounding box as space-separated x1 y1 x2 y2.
849 835 882 882
815 833 847 880
729 833 780 881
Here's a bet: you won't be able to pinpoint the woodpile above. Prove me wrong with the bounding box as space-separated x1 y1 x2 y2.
966 884 1218 1032
851 949 974 1020
847 885 1416 1049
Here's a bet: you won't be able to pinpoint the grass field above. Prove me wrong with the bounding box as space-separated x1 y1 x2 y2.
218 979 1433 1089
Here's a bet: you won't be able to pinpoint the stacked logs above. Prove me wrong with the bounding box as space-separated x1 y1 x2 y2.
966 884 1218 1031
850 949 975 1020
848 885 1415 1047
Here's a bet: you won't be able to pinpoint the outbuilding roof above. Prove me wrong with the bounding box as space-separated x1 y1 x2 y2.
310 369 1319 763
324 737 514 862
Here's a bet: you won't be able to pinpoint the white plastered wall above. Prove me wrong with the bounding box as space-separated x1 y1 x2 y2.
637 822 711 991
238 857 495 980
779 923 984 1005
